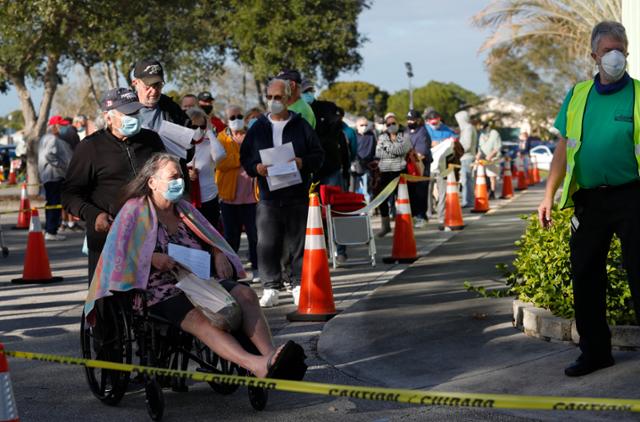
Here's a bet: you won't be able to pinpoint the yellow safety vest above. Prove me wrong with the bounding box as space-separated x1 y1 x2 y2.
559 78 640 208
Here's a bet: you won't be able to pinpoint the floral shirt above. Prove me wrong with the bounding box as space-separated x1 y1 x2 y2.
138 221 206 309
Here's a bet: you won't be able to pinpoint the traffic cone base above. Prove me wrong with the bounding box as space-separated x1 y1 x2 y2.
10 209 63 284
287 194 338 322
384 177 418 263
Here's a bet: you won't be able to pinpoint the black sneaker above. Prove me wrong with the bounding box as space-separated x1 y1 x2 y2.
564 354 614 377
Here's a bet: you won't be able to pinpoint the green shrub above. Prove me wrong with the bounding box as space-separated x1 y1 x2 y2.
469 207 636 326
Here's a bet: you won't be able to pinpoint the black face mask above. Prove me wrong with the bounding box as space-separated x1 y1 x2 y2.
201 105 213 115
407 123 417 130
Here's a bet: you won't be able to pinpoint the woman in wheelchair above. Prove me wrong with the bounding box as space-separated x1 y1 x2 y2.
84 153 306 381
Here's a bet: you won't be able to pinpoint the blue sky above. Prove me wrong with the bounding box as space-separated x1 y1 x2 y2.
0 0 492 116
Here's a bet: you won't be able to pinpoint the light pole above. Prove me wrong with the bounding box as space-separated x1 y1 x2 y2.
405 62 414 110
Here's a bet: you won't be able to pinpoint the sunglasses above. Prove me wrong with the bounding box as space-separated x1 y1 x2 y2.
190 124 207 130
265 95 284 101
386 121 397 126
229 114 244 121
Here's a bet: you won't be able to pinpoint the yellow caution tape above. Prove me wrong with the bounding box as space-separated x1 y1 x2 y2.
0 204 63 216
0 182 41 190
2 348 639 412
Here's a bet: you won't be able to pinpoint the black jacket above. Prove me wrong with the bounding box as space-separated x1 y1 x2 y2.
158 94 190 126
240 112 324 202
62 128 165 251
309 99 344 179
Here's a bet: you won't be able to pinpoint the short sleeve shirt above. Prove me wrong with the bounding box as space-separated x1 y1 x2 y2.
554 80 638 188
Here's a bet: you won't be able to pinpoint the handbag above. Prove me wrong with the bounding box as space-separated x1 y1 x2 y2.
175 269 242 332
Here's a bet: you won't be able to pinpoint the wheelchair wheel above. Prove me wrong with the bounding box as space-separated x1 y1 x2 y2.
193 339 241 395
80 298 132 406
145 377 165 421
248 384 268 411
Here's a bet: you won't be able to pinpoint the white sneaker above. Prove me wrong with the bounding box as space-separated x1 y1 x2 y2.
45 233 66 241
259 288 279 308
251 275 261 284
413 218 428 229
292 286 301 307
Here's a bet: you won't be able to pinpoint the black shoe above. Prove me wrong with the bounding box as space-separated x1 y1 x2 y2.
564 355 614 377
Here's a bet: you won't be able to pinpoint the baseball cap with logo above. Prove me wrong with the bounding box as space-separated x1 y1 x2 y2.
101 88 144 114
48 115 70 126
133 59 164 85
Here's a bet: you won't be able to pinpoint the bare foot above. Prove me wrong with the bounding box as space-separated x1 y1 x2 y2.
253 344 285 378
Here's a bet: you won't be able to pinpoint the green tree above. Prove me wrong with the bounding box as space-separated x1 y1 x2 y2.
472 0 621 123
225 0 369 105
318 81 388 119
387 81 481 125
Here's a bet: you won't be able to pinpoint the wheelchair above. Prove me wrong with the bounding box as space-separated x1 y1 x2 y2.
80 290 268 420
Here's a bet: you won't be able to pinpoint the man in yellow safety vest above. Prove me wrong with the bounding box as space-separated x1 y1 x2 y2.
538 21 640 377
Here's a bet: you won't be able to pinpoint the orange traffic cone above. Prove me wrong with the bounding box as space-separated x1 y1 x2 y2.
0 343 19 422
0 165 4 183
516 156 528 191
11 209 63 284
532 155 541 184
471 163 490 213
383 176 418 263
7 161 16 185
443 170 465 231
500 159 514 199
287 194 337 322
13 183 31 230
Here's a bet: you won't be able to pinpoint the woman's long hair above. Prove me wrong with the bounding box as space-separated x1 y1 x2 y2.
118 153 182 208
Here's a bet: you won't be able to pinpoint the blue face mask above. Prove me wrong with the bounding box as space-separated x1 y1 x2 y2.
162 178 184 203
302 92 315 104
120 114 141 137
248 118 258 129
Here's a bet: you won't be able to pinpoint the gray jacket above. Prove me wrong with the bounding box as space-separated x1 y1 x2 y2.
38 133 73 184
454 110 477 160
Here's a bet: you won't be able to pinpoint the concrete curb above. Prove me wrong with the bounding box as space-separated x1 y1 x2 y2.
513 299 640 349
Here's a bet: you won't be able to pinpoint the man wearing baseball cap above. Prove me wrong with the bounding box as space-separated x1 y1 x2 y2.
276 69 316 129
197 91 227 134
63 87 165 282
38 115 74 241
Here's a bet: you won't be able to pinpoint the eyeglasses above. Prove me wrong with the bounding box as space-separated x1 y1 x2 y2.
190 124 207 130
228 114 244 121
265 95 284 101
142 81 164 91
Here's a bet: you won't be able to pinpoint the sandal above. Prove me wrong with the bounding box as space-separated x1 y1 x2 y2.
266 340 308 381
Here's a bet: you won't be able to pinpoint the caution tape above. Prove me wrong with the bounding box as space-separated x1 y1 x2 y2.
329 173 429 216
0 204 63 216
0 182 40 190
2 348 639 412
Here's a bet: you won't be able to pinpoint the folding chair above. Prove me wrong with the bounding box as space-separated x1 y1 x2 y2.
319 185 376 269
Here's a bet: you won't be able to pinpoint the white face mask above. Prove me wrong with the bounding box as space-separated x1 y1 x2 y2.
268 100 285 115
193 128 204 141
229 119 244 131
386 124 399 134
600 50 626 82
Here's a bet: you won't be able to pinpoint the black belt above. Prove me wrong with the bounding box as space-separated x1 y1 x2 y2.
582 179 640 193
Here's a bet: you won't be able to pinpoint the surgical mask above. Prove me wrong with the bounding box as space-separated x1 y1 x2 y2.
248 118 258 129
356 125 368 135
302 92 315 104
193 128 204 141
386 124 399 134
201 105 213 115
427 119 441 128
119 114 141 137
268 100 285 115
162 178 184 203
600 50 626 81
229 119 244 131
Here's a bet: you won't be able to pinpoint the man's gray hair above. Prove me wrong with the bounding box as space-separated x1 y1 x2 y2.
267 78 291 98
185 107 208 121
225 104 243 115
73 114 87 124
591 21 628 53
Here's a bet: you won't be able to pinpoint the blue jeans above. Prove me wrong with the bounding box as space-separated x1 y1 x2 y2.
220 202 258 271
44 180 63 235
350 172 371 203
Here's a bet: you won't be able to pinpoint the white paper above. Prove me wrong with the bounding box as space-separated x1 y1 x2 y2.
168 243 211 280
208 130 227 163
158 120 196 159
259 143 302 190
267 161 298 177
